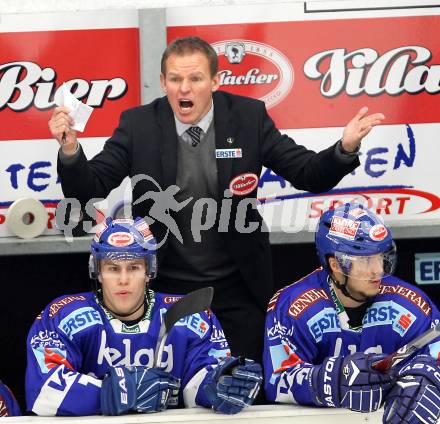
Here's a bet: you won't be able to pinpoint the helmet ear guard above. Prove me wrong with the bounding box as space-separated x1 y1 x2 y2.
88 254 98 280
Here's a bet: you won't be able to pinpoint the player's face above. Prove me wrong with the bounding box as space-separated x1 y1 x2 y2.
346 254 384 299
160 52 219 124
99 259 149 320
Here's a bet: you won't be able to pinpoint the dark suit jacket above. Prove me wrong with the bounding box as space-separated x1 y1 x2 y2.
58 90 359 309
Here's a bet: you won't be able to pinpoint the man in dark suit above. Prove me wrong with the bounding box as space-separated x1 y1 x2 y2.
49 36 384 365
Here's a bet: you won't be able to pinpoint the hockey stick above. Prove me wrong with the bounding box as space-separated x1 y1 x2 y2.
154 286 214 368
372 323 440 371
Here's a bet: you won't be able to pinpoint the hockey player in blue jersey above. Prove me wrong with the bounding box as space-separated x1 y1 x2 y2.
0 380 20 416
26 217 262 416
264 203 440 424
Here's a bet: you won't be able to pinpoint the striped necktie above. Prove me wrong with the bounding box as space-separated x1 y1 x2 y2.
186 126 203 147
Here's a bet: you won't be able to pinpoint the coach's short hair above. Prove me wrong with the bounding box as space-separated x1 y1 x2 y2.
161 36 218 77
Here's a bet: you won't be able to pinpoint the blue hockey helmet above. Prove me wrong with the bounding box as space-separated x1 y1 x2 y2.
315 203 396 277
89 217 157 280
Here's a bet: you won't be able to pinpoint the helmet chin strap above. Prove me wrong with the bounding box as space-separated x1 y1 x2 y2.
330 274 368 304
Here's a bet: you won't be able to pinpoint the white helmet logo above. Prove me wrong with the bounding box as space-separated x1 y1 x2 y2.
108 232 134 247
369 224 388 241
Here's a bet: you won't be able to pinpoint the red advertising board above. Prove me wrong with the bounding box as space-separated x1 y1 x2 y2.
169 15 440 129
0 28 140 141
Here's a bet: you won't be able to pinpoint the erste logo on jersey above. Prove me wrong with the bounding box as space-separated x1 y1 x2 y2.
59 307 103 339
363 301 416 336
211 39 293 109
329 216 360 240
176 313 210 338
307 308 341 342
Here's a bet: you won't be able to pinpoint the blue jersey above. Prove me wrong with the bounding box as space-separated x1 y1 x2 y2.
0 381 20 417
264 268 440 405
26 290 229 416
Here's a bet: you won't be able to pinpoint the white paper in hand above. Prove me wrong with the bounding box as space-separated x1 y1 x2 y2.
56 83 93 132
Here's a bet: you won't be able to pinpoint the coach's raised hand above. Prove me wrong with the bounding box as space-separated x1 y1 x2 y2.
341 106 385 152
49 106 78 155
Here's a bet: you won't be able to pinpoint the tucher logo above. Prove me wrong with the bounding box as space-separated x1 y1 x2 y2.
211 39 294 109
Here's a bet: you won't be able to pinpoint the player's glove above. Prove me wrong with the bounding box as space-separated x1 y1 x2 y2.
383 354 440 424
204 357 262 414
0 381 21 417
101 366 180 415
309 353 393 412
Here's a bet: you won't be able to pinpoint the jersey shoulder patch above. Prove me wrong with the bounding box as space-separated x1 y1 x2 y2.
378 277 432 317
